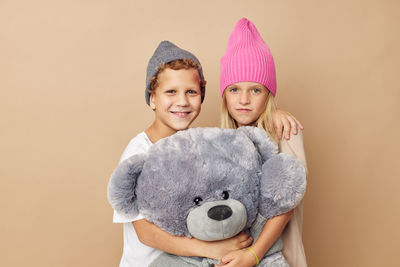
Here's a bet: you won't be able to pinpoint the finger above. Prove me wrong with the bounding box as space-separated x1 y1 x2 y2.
294 117 304 130
236 232 249 242
275 121 283 140
282 118 291 140
240 236 253 248
284 111 304 131
221 254 234 264
287 116 298 135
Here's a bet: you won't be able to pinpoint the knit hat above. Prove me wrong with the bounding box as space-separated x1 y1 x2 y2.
220 18 277 96
145 40 205 105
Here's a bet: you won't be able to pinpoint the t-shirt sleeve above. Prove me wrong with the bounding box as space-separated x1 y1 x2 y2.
113 210 145 223
279 129 308 173
119 134 150 163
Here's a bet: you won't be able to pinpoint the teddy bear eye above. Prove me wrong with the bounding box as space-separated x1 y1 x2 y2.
222 191 229 200
193 197 203 206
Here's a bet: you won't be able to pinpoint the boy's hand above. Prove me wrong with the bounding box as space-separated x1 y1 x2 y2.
214 249 257 267
206 232 253 260
271 109 304 140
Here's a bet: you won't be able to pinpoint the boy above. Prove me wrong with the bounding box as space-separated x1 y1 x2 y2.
113 40 253 267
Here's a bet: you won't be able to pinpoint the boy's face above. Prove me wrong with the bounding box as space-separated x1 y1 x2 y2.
150 68 202 134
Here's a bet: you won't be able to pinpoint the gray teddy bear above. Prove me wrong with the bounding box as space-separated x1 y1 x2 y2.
108 127 306 267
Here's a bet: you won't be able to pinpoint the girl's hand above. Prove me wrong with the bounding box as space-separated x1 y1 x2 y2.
271 109 304 140
214 249 257 267
206 232 253 260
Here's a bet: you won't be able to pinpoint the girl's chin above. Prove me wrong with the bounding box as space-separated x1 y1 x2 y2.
235 119 258 127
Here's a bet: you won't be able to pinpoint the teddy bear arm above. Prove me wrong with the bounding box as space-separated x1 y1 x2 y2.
107 153 147 216
258 153 306 220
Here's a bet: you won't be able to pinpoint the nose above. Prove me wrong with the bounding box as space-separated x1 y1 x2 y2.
176 92 189 106
239 91 250 105
208 205 232 221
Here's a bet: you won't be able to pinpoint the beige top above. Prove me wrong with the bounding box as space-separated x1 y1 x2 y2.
279 130 308 267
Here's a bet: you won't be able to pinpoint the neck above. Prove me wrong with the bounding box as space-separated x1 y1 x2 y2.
145 121 177 143
237 121 258 128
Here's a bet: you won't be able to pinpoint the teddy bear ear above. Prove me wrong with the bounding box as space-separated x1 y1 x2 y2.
237 126 278 161
258 153 307 220
107 153 147 217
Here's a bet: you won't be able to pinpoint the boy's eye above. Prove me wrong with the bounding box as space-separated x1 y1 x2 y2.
187 89 199 95
165 90 176 94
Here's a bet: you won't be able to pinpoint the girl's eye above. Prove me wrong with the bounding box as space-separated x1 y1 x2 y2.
252 88 261 93
229 87 238 93
193 197 203 206
222 191 229 200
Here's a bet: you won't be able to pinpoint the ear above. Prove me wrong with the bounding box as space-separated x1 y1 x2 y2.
258 153 307 220
107 153 147 217
237 126 278 161
149 92 156 110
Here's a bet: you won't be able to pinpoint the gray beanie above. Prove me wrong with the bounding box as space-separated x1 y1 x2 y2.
145 40 205 105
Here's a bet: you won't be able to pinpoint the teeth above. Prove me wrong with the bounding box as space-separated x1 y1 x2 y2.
172 112 190 117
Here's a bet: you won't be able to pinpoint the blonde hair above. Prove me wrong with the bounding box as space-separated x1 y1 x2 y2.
220 91 279 143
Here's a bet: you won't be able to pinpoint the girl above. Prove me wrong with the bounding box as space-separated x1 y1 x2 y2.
216 18 308 267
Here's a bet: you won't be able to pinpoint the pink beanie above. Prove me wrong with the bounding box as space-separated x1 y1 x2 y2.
220 18 277 96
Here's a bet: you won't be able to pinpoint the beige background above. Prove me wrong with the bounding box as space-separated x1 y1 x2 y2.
1 0 399 266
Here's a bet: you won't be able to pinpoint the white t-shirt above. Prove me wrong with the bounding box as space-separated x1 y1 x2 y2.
113 131 163 267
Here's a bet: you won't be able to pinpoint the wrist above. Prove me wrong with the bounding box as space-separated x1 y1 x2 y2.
197 239 219 259
245 247 259 266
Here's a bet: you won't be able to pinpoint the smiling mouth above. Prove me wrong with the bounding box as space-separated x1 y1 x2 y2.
171 111 191 118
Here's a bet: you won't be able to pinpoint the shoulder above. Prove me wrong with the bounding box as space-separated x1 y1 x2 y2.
119 132 152 163
280 129 304 151
278 129 307 169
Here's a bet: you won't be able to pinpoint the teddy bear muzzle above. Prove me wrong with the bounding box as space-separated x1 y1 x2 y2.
186 199 247 241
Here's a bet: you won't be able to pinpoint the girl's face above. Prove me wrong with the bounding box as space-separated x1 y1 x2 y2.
224 82 269 127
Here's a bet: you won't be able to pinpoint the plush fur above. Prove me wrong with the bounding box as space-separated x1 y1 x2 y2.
108 127 306 266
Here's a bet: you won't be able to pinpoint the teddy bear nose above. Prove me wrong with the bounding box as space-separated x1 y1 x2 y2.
207 205 232 221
